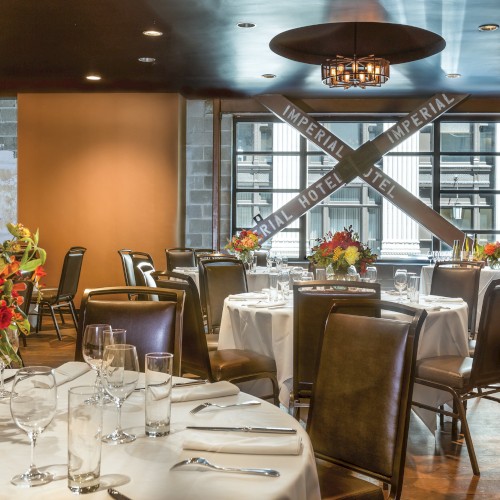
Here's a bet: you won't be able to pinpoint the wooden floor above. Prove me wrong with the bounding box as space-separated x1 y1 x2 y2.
19 320 500 499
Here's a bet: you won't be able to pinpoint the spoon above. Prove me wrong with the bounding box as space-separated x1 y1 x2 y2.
170 457 280 477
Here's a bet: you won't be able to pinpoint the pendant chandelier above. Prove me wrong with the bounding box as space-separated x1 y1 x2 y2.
321 24 389 89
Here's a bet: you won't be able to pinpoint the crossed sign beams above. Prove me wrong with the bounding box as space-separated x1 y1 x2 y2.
252 93 469 245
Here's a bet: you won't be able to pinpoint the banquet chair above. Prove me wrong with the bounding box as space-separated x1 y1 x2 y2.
254 250 268 267
431 261 482 335
165 247 196 271
31 246 86 340
291 279 381 420
152 270 279 405
308 299 426 499
118 249 136 286
130 251 155 283
198 257 248 335
412 278 500 476
194 248 216 263
75 286 184 374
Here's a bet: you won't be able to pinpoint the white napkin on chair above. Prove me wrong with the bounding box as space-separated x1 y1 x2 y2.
172 381 240 403
182 432 303 455
53 362 91 386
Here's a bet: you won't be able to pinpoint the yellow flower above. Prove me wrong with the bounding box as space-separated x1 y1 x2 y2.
332 247 343 262
344 246 360 265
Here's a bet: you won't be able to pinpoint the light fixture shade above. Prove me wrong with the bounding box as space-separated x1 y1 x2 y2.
452 205 463 220
322 55 389 89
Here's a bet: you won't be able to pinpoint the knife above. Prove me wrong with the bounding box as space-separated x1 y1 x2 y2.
186 425 297 434
2 374 16 384
108 488 133 500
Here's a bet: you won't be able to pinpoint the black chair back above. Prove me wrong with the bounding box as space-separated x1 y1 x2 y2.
431 262 481 332
165 248 196 271
292 280 381 410
57 246 86 300
118 249 136 286
76 286 184 374
308 299 426 499
199 258 248 334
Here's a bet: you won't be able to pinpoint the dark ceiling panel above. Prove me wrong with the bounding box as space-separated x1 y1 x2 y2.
0 0 498 98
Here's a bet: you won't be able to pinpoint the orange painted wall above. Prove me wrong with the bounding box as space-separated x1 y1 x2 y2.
17 93 182 305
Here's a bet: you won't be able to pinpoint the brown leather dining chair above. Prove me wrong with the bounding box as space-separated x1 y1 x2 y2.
308 299 427 499
291 279 381 420
75 286 185 374
165 247 196 271
412 278 500 476
198 257 248 335
32 246 86 340
152 270 280 405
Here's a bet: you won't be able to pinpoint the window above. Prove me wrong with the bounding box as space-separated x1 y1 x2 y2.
233 117 500 259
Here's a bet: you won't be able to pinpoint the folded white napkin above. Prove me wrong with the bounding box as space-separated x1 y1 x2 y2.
172 381 239 403
227 292 268 301
246 300 287 309
53 362 91 386
175 267 198 272
183 432 303 455
424 295 464 303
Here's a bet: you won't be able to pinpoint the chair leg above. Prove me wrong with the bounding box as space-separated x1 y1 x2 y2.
35 304 43 333
49 306 62 341
453 394 480 476
68 301 78 330
270 375 280 406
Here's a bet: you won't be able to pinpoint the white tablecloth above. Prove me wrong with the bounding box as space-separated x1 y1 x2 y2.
420 265 500 331
0 363 320 500
219 291 469 432
174 267 271 293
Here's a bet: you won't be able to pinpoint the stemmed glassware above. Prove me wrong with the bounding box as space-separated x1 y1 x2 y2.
10 366 57 487
101 344 140 444
0 360 12 398
394 269 408 302
365 266 377 283
82 325 126 403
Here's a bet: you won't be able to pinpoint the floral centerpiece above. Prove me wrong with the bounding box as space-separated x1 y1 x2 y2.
0 223 46 366
477 241 500 269
308 225 377 276
225 229 261 265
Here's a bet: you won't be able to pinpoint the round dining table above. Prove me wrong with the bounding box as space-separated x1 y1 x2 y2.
0 362 320 500
219 290 469 432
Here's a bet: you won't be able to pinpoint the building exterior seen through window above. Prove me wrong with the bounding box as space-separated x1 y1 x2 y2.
233 118 500 260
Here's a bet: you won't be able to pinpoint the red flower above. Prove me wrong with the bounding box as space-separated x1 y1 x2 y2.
0 305 13 329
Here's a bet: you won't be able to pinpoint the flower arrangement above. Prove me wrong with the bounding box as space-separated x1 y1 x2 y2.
0 223 46 366
225 229 261 255
308 225 377 275
477 241 500 268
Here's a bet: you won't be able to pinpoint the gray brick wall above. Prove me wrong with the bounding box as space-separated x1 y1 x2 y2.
185 100 232 250
0 98 17 241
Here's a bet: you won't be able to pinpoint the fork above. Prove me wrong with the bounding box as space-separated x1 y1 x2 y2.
170 457 280 477
189 400 261 414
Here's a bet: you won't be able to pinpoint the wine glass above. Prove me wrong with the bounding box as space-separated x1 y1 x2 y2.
10 366 57 487
394 269 408 302
101 344 140 444
82 325 126 403
0 360 12 398
365 266 377 283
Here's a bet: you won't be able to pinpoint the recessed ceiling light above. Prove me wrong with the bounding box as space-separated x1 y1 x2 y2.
143 29 163 37
446 73 462 79
237 22 255 28
478 23 499 31
261 73 277 79
138 57 156 63
85 74 101 81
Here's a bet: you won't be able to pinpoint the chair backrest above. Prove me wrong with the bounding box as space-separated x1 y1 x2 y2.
430 262 481 332
165 248 196 271
254 250 268 267
470 278 500 388
56 246 86 300
293 280 381 401
307 299 426 499
118 249 136 286
194 248 216 263
135 262 160 300
199 258 248 333
152 270 213 380
75 286 184 374
130 251 155 285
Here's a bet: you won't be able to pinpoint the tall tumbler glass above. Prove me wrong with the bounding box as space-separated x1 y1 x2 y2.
145 353 173 437
68 386 103 494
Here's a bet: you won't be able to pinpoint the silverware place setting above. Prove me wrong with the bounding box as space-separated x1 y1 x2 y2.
170 457 280 477
190 400 261 415
186 425 296 434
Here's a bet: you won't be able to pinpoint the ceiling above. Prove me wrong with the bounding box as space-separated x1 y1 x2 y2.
2 0 500 99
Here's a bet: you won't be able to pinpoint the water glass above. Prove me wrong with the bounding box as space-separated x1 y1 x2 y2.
315 268 327 280
145 353 173 437
365 266 377 283
268 273 278 301
68 386 103 494
407 275 421 303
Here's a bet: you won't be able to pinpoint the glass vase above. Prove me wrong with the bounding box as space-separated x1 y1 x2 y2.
488 258 500 270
